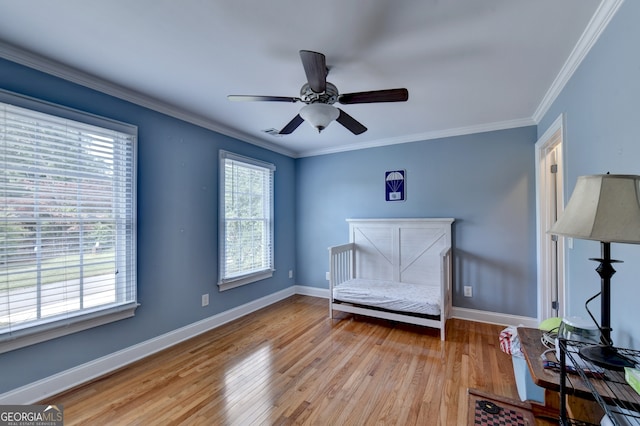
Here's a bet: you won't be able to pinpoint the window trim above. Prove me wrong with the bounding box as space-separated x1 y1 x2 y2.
0 89 138 354
0 303 138 354
218 150 275 291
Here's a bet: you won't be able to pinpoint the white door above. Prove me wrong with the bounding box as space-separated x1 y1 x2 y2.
536 115 565 321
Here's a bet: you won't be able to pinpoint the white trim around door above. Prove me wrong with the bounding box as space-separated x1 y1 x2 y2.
535 114 566 322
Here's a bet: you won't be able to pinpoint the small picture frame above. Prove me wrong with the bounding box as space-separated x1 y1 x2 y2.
385 170 405 202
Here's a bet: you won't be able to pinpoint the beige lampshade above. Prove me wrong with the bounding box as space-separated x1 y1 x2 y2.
549 174 640 244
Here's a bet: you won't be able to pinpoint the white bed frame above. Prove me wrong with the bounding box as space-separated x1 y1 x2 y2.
328 218 454 340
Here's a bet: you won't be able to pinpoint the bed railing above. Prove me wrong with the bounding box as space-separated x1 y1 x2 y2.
329 243 453 338
328 243 355 318
440 247 452 326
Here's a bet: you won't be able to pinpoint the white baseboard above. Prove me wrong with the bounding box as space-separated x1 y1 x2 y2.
0 285 537 404
451 307 538 328
294 285 329 299
0 287 296 404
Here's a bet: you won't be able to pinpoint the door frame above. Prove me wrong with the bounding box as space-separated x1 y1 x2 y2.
535 114 566 321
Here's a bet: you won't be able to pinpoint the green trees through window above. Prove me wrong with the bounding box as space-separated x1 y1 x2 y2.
0 95 137 348
219 150 274 291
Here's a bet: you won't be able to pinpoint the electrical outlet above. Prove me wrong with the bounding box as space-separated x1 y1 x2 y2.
464 286 472 297
201 293 209 307
289 269 293 279
326 272 330 280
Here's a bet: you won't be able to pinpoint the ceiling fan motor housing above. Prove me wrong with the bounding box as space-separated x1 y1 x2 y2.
300 82 338 105
228 50 406 135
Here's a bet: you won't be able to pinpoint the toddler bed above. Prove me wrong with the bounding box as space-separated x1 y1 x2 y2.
329 218 454 340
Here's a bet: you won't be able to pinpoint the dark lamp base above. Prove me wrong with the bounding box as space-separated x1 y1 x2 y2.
579 344 635 371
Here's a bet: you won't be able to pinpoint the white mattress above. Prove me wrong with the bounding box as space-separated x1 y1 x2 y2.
332 278 441 316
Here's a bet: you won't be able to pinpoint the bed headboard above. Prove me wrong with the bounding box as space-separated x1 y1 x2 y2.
347 218 454 286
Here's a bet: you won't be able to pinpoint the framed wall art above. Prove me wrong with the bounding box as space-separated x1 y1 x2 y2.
385 170 405 202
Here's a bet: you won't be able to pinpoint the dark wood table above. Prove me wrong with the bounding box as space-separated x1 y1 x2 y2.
518 327 605 422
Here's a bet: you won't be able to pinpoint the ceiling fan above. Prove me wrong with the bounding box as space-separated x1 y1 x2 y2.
227 50 409 135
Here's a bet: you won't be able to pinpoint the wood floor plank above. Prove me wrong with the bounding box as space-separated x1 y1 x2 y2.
40 295 540 425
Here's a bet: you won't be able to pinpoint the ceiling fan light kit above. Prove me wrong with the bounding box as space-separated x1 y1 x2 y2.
228 50 408 136
299 104 339 132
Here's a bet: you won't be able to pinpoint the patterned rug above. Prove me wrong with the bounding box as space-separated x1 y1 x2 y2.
468 388 536 426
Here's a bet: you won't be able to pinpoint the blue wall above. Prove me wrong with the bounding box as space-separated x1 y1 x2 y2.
295 127 538 316
3 0 639 395
0 58 297 393
538 0 640 348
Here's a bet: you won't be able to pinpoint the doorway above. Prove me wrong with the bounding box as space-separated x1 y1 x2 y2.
535 114 565 321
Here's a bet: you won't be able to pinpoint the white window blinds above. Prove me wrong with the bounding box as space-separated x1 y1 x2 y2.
0 92 137 352
219 150 274 291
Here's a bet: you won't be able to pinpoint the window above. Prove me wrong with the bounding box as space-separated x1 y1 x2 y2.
0 90 137 353
219 150 275 291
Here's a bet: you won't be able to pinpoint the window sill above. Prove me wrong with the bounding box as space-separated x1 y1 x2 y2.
0 302 140 354
218 270 274 292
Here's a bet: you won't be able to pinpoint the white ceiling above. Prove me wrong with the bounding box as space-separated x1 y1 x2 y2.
0 0 612 157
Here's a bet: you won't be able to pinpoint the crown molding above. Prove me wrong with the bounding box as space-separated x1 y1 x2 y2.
0 41 297 158
0 0 623 160
532 0 625 123
297 117 536 158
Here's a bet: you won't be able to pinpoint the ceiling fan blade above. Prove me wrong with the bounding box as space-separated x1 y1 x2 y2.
336 109 367 135
299 50 327 93
227 95 299 102
338 88 408 104
279 114 305 134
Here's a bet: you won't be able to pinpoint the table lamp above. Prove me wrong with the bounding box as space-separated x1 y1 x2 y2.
549 174 640 370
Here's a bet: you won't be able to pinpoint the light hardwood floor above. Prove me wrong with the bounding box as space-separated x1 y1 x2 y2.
41 295 553 425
